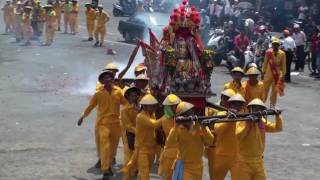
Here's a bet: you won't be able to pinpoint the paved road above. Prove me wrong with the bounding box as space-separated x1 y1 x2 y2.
0 1 320 180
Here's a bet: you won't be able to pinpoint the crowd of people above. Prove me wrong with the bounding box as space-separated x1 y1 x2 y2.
76 52 284 180
195 0 320 79
1 0 110 47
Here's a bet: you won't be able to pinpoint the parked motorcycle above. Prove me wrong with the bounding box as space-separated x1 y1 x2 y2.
207 29 224 50
207 30 240 71
113 0 136 17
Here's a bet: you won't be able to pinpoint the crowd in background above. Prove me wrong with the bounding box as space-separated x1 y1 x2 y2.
3 0 320 78
1 0 110 47
1 0 80 46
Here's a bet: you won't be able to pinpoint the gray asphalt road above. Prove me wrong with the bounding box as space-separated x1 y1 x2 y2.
1 1 320 180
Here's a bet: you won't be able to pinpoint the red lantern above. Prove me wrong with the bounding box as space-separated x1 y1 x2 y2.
191 5 196 11
182 0 188 5
173 13 178 20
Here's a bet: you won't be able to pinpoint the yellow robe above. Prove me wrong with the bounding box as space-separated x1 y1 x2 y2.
53 2 62 28
236 116 282 180
121 104 138 179
224 81 245 97
3 4 14 31
85 8 96 38
95 10 110 43
243 80 266 103
21 12 33 40
135 110 162 180
44 10 57 44
81 86 127 172
167 124 214 180
69 3 79 33
262 50 286 106
158 116 177 180
213 111 239 180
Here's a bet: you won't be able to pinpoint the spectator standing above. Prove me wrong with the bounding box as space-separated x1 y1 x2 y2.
200 9 210 45
292 24 307 72
282 30 296 82
310 2 319 24
230 0 240 25
316 38 320 79
298 1 308 22
209 0 223 28
310 28 320 76
304 17 316 41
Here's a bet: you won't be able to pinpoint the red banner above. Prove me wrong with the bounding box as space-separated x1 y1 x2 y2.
118 40 141 79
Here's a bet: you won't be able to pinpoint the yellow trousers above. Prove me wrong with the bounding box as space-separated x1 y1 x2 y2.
175 161 203 180
213 155 238 180
87 23 94 38
69 13 78 33
14 20 22 39
56 12 61 29
23 25 33 41
45 26 55 44
263 76 277 107
238 161 266 180
205 147 216 180
122 132 136 180
95 26 106 43
95 122 121 172
4 16 13 32
123 149 138 180
137 147 156 180
158 148 177 180
63 13 70 33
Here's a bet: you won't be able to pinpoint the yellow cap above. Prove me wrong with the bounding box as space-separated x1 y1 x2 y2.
135 63 147 72
228 93 246 103
246 67 260 75
140 94 158 105
163 94 181 106
231 67 244 74
176 101 195 116
272 37 281 45
135 74 149 80
247 98 266 108
221 89 236 98
103 63 119 72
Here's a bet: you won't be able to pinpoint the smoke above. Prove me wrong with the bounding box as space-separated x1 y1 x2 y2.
134 12 170 42
75 6 174 96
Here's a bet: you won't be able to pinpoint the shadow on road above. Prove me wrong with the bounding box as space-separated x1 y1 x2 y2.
86 165 103 175
72 176 88 180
